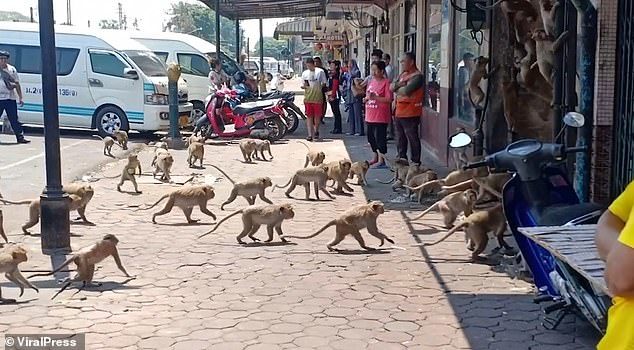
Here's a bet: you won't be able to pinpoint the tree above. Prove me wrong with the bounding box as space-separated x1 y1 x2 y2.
0 11 30 22
252 37 289 59
99 19 121 29
167 2 243 57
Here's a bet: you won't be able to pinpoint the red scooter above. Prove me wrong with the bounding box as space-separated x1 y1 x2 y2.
194 88 288 142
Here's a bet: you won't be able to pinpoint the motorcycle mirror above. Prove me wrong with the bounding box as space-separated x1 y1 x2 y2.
563 112 585 128
448 132 473 149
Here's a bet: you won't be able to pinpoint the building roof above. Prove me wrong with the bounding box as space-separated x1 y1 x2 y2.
199 0 326 20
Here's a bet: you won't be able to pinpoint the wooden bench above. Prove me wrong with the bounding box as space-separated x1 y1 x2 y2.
518 224 610 297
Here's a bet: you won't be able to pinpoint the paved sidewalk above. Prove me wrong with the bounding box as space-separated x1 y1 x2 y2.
0 124 600 349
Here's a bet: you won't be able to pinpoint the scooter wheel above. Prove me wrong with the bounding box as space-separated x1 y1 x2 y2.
283 107 299 134
266 118 287 142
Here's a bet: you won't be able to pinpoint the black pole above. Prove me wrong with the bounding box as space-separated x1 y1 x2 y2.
38 0 71 255
552 0 566 141
259 18 265 95
215 0 222 72
235 19 240 64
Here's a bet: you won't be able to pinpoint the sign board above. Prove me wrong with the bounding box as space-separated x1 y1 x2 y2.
314 33 345 42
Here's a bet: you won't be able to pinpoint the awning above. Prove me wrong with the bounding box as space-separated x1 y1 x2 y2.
273 18 314 40
199 0 327 20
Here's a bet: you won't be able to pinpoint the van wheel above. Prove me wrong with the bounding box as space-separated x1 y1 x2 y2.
96 106 129 137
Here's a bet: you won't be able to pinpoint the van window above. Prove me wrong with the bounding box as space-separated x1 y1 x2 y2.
90 51 129 77
177 53 210 77
0 44 79 76
207 52 240 76
154 52 169 63
123 50 167 77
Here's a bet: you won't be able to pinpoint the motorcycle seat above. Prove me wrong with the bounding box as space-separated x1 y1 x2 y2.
539 202 606 226
234 100 275 115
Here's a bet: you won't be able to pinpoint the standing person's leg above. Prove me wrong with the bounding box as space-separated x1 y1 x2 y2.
346 102 356 135
2 99 27 143
376 122 388 162
394 118 408 160
321 92 327 124
402 117 422 164
330 100 342 133
304 103 316 141
353 99 363 136
314 102 323 140
366 122 379 164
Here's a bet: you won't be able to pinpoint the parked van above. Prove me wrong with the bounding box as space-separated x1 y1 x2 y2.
0 22 193 136
129 32 255 120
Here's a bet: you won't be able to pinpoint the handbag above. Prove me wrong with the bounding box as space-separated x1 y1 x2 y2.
351 78 366 98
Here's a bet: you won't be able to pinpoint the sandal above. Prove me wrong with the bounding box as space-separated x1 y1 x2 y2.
372 162 389 169
368 158 379 165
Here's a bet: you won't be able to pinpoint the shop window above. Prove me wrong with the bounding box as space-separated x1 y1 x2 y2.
424 0 442 112
452 0 489 124
404 0 417 53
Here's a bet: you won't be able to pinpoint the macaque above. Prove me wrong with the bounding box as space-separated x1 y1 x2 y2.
252 139 274 161
299 141 326 167
469 56 490 106
0 245 38 302
117 154 142 193
284 201 394 251
208 164 274 209
239 139 258 163
404 179 446 203
152 151 174 182
539 0 561 36
408 189 478 228
348 160 370 186
113 130 129 150
377 157 409 190
532 30 570 84
28 234 132 299
321 159 354 194
188 141 205 168
274 166 334 201
93 135 119 157
141 185 217 224
198 203 295 244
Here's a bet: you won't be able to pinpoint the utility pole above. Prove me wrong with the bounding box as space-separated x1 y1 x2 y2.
66 0 71 25
30 7 35 22
118 2 123 29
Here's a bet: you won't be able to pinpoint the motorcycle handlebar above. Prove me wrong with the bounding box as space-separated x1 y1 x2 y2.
463 160 489 170
565 146 588 153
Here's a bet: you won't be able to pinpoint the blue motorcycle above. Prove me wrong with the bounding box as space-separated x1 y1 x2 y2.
450 112 609 332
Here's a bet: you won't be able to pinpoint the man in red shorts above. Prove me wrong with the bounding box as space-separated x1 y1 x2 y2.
301 58 327 141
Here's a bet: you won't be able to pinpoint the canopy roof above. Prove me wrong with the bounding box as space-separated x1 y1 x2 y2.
199 0 327 20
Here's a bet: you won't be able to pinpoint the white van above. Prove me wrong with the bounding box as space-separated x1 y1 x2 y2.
0 22 193 136
129 32 247 121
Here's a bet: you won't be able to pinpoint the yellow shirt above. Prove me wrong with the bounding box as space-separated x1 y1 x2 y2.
598 181 634 350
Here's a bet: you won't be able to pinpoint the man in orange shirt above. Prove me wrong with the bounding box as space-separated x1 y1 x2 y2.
392 52 424 165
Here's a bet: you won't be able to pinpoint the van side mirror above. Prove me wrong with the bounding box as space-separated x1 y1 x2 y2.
123 68 139 80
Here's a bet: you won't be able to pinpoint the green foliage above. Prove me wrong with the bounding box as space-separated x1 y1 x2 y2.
0 11 30 22
252 37 289 59
167 2 243 57
99 19 121 29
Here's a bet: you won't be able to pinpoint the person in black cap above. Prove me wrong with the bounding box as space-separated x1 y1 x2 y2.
0 51 30 144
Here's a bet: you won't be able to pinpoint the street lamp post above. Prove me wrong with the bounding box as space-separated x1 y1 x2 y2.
37 0 71 259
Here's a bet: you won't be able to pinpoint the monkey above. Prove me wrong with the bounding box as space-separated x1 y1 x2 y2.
28 234 131 299
152 152 174 182
62 183 96 223
451 128 471 170
444 169 476 187
251 139 274 161
151 147 169 167
92 135 120 157
0 245 38 302
348 160 370 186
139 185 217 224
502 79 522 133
185 134 204 146
405 170 439 202
376 157 409 189
404 179 446 204
274 166 334 201
198 203 295 244
439 178 478 196
539 0 561 37
1 187 94 234
117 154 142 193
206 164 274 209
404 163 427 189
320 159 354 194
153 141 169 151
422 205 510 261
298 140 326 167
473 173 512 202
283 201 394 251
477 0 539 22
187 141 205 168
112 130 129 150
468 56 490 106
239 139 258 163
0 210 7 243
532 30 570 85
517 41 554 105
408 189 478 228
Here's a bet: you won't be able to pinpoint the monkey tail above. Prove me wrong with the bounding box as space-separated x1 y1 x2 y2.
138 194 170 210
283 220 337 239
408 202 440 221
423 222 469 246
272 177 292 191
297 140 311 151
208 164 236 185
475 0 504 10
28 256 76 279
92 135 105 141
375 175 395 184
0 198 32 205
198 209 243 239
441 179 474 192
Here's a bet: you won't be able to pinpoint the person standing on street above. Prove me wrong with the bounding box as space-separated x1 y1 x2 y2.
345 59 363 136
363 61 393 168
313 56 328 125
301 58 327 141
392 52 424 165
0 51 30 144
327 60 343 134
383 53 396 141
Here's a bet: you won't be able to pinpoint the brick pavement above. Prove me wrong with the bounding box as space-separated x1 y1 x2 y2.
0 125 601 349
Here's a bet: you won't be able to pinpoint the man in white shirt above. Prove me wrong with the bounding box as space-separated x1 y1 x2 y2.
383 53 396 82
301 58 327 141
0 51 29 144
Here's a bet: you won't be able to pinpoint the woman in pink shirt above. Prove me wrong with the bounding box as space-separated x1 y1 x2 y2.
364 61 393 168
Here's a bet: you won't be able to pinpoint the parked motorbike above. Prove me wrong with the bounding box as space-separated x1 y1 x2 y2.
194 89 288 142
235 86 304 134
450 112 610 333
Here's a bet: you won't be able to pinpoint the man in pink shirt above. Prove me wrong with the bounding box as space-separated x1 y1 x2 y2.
363 61 393 168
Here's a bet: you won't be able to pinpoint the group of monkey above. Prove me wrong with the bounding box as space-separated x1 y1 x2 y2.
0 128 515 302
